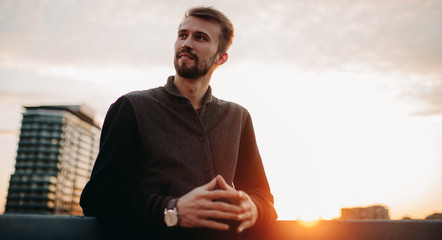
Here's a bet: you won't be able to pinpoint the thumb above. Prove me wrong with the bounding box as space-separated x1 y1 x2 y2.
216 175 232 191
201 176 218 191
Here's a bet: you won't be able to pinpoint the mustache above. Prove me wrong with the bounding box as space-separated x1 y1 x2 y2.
176 48 198 60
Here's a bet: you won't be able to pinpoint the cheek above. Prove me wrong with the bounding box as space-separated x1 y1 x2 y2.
201 45 217 57
174 41 182 52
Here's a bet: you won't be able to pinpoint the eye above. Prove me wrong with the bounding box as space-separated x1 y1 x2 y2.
195 35 208 41
178 33 187 39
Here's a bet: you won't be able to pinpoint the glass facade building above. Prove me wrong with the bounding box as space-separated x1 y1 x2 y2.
5 105 101 215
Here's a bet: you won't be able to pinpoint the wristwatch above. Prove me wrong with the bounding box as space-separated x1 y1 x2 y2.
164 198 180 227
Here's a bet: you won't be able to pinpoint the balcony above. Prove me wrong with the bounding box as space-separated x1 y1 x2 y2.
0 214 441 240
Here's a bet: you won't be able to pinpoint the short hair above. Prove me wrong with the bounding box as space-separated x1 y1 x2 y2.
182 6 234 53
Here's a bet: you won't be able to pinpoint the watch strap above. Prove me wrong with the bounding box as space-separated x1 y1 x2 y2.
167 198 178 210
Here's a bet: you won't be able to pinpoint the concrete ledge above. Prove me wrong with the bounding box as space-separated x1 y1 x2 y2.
266 220 442 240
1 214 441 240
0 214 111 240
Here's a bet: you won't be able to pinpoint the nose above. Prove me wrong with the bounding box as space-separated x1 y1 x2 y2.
181 37 193 49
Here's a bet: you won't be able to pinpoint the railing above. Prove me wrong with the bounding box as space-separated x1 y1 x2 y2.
0 214 441 240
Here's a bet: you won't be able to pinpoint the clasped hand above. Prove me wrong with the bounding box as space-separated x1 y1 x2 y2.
176 175 257 233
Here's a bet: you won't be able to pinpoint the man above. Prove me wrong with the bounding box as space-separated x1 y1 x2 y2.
80 6 277 239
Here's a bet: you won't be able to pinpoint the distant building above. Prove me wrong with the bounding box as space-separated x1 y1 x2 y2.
340 205 390 220
5 105 100 215
426 213 442 220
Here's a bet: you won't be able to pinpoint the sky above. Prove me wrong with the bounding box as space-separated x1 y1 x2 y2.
1 0 442 220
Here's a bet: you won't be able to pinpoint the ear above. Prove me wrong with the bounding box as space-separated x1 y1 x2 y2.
216 52 228 66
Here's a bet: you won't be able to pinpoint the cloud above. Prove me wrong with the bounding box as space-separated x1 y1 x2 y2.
1 0 441 115
2 0 441 74
0 0 183 67
228 0 442 115
401 80 442 116
229 0 442 75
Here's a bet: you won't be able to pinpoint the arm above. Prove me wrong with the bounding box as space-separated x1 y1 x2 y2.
80 96 172 233
233 114 278 229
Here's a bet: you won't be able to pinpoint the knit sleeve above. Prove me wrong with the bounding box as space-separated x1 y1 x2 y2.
80 96 172 237
233 113 278 228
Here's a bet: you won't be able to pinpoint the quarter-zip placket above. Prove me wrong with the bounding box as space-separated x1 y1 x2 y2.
191 104 216 178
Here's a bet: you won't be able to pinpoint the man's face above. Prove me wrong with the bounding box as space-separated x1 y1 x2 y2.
174 16 222 79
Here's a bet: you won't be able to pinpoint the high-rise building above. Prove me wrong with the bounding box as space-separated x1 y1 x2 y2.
5 105 100 215
340 205 390 220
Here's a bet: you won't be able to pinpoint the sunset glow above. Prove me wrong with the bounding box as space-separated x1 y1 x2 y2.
1 0 441 220
298 219 322 228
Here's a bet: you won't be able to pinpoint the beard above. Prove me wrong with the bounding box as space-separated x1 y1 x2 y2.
174 48 217 79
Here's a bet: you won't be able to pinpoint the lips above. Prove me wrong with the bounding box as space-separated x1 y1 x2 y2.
180 55 194 60
177 49 197 60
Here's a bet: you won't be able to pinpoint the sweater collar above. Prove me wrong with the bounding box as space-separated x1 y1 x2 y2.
164 76 214 105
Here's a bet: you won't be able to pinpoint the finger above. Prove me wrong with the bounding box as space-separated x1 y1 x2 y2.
216 175 234 191
239 200 251 212
199 209 240 221
202 189 239 201
199 218 230 231
201 176 218 191
237 208 252 221
208 200 243 213
191 196 242 213
236 191 252 211
237 220 252 233
237 190 248 199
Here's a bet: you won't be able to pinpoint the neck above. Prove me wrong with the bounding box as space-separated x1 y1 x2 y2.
174 74 212 109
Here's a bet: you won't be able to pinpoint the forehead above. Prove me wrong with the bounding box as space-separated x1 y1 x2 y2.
179 16 221 39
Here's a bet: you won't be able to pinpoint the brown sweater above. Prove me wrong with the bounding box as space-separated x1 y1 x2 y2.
80 76 277 239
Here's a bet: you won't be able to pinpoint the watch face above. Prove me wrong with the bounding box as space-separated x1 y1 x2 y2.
165 210 179 227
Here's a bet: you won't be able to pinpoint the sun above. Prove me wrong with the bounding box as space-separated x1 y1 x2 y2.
296 212 322 222
298 219 321 228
